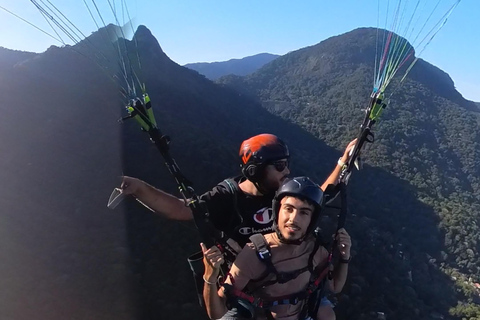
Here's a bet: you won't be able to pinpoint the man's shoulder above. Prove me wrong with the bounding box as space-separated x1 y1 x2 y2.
201 177 241 200
217 176 242 193
263 232 278 245
236 241 259 264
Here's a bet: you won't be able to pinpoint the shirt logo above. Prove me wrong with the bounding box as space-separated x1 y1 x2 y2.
238 226 273 235
253 207 273 224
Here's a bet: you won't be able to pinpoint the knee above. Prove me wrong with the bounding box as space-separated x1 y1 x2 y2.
316 305 335 320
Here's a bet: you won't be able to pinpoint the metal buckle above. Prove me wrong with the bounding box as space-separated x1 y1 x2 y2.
258 248 271 260
252 297 263 307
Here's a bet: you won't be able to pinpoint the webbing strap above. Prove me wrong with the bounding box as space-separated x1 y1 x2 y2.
223 178 244 231
250 234 271 261
222 258 331 311
250 234 316 286
223 284 306 308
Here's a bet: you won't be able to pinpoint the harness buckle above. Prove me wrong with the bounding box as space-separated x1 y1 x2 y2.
277 272 291 284
258 248 271 260
252 297 263 308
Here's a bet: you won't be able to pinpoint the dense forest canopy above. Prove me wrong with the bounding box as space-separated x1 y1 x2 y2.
219 27 480 320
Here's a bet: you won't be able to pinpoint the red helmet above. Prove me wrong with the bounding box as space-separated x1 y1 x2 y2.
239 134 289 182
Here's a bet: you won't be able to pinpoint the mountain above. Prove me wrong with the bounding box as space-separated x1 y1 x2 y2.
1 25 479 320
218 27 480 319
0 34 137 320
0 47 37 71
184 52 279 80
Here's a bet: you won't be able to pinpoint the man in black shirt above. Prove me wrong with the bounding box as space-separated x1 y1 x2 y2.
121 133 355 250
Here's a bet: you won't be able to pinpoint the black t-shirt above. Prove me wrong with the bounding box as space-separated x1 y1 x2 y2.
200 176 275 247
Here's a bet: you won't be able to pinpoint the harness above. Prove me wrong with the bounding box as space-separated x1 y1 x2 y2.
186 177 252 308
250 234 311 285
223 233 332 319
222 178 244 235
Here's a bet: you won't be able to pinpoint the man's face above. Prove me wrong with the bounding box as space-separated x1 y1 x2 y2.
261 159 290 191
277 196 313 241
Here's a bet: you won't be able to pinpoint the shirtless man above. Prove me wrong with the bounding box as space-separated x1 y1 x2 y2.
202 176 352 320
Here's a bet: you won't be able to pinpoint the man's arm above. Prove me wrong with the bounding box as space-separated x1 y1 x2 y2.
121 176 193 220
201 243 255 319
329 260 349 293
201 243 228 319
328 228 351 293
320 139 357 191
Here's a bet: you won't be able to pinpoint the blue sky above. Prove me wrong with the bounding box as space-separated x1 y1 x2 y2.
1 0 478 101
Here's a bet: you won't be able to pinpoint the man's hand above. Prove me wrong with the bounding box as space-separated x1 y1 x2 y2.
336 228 351 259
340 139 358 164
120 176 145 196
201 243 225 281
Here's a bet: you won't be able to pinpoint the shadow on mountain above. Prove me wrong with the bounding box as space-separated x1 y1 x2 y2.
0 39 139 319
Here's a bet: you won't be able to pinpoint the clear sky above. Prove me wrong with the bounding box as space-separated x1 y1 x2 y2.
1 1 478 101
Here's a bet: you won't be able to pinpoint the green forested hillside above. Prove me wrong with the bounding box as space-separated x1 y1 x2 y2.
219 28 480 320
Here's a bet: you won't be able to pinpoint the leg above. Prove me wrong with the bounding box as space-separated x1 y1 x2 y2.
316 305 335 320
218 306 254 320
315 297 335 320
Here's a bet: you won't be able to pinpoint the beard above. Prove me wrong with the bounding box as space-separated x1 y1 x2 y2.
261 174 288 192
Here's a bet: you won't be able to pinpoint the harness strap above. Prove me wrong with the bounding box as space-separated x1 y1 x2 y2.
223 178 241 218
223 178 245 234
258 266 310 287
223 283 306 308
250 234 272 261
307 263 331 294
249 233 275 280
222 259 331 311
249 234 310 285
308 232 323 273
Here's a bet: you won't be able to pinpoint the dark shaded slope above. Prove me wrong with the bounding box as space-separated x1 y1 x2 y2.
0 47 37 71
0 38 138 319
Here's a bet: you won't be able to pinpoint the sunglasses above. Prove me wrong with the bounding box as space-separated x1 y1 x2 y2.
271 159 289 172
